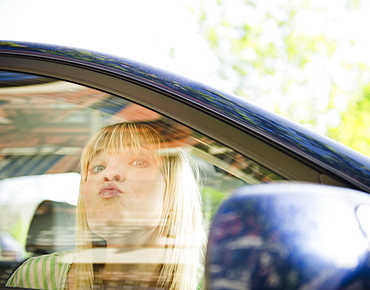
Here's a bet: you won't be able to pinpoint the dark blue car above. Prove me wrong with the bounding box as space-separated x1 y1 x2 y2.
0 41 370 289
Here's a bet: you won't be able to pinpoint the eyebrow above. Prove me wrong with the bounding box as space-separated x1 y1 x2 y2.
92 146 154 159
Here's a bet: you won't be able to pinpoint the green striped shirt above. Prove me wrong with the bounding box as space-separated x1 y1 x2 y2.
6 251 73 290
6 252 205 289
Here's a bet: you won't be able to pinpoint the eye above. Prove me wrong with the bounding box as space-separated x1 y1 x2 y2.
131 159 149 168
92 165 106 172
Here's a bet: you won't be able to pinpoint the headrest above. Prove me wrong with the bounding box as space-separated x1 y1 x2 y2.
26 200 76 254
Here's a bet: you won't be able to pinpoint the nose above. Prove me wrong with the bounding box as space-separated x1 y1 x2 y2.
103 165 124 182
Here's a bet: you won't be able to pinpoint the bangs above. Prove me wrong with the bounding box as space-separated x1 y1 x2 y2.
96 123 163 154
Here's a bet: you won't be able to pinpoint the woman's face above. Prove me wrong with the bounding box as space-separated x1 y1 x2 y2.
82 147 166 235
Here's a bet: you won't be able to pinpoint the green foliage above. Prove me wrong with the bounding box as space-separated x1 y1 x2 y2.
189 0 370 154
193 1 339 108
9 217 28 247
201 186 227 223
328 84 370 156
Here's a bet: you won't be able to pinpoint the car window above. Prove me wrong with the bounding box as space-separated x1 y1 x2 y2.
0 71 283 288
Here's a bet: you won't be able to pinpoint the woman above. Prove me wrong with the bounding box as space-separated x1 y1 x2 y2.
7 122 206 289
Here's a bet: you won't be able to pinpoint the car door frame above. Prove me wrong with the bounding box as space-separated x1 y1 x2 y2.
1 42 370 192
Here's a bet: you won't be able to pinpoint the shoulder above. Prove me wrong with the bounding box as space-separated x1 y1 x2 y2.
197 263 206 290
6 251 74 290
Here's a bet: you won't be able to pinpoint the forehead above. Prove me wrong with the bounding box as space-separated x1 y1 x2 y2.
91 146 160 160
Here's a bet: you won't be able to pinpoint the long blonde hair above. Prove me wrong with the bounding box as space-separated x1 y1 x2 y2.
75 122 205 289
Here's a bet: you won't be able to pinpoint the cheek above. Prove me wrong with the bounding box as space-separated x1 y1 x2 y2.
132 174 166 216
80 180 98 209
133 173 165 195
81 173 100 194
148 177 166 211
128 166 160 187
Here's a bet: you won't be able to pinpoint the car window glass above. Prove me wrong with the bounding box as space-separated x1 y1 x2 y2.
0 71 283 288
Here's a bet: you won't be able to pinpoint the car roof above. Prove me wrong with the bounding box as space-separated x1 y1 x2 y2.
1 40 370 192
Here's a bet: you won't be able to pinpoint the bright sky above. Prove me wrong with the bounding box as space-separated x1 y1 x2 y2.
0 0 222 88
1 0 369 90
1 0 369 133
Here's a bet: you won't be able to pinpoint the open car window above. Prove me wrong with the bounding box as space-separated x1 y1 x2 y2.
0 71 283 288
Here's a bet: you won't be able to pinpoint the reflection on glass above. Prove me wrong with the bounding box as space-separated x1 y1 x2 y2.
207 184 370 290
0 71 283 288
356 205 370 241
7 122 205 289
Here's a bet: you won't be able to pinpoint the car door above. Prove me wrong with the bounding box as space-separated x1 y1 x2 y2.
0 41 370 289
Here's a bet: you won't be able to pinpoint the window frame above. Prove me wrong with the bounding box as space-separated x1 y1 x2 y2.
0 53 356 190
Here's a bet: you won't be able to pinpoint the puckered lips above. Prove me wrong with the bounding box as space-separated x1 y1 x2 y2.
99 183 122 199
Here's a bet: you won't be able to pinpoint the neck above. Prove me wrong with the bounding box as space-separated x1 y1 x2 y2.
103 226 160 249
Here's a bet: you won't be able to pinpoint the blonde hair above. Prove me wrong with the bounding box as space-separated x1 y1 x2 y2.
75 122 205 289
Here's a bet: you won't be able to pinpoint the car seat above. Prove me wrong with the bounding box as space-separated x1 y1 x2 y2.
26 200 76 255
0 200 76 286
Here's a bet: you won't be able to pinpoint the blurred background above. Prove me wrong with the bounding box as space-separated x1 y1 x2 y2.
0 0 369 156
